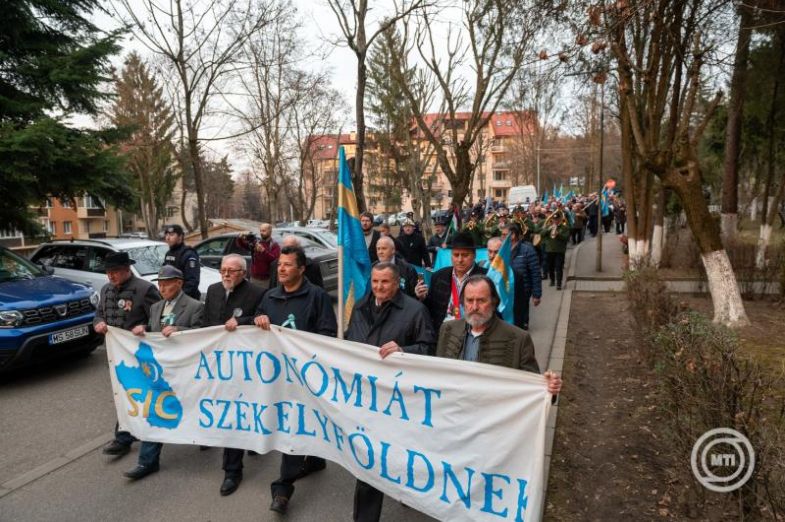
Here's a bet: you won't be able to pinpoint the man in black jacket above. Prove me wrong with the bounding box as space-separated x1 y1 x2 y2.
397 219 431 267
253 245 337 515
203 253 265 497
415 232 487 335
162 224 201 300
94 252 161 458
361 212 381 263
427 216 452 264
345 262 435 522
374 236 418 298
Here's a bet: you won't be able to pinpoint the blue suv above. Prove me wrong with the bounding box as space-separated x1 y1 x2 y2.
0 246 102 372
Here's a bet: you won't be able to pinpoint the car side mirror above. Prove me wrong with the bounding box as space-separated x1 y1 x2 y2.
38 263 55 275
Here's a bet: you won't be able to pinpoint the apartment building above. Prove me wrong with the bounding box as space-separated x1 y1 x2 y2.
33 195 121 240
305 111 537 218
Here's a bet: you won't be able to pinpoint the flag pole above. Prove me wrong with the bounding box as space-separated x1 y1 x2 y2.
337 151 345 340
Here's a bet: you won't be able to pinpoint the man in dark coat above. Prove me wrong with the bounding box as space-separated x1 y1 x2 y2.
415 232 487 336
94 252 161 458
397 219 431 267
253 245 337 515
203 253 265 497
507 223 542 330
162 223 201 299
361 212 381 264
374 236 418 298
427 217 452 264
346 262 435 522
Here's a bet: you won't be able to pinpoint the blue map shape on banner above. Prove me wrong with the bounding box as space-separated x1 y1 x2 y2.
115 341 183 429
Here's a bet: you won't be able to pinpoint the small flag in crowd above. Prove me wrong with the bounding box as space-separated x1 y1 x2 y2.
337 147 371 327
487 234 515 324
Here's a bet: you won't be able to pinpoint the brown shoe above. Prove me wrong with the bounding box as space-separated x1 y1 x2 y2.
270 495 289 514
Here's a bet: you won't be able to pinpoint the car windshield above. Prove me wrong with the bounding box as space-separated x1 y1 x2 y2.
125 244 168 276
0 249 44 282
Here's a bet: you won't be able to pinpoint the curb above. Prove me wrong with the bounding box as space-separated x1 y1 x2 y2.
539 244 578 519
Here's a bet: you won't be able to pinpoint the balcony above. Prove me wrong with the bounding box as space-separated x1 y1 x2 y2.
490 144 505 153
493 161 512 170
77 207 106 219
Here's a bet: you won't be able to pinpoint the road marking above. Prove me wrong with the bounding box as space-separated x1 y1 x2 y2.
0 432 113 499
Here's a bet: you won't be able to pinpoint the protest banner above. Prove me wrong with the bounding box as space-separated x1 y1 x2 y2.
106 325 551 521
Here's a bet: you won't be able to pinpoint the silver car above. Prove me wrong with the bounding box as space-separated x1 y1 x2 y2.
29 239 222 301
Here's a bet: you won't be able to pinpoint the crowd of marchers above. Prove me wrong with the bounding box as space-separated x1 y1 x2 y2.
90 215 568 521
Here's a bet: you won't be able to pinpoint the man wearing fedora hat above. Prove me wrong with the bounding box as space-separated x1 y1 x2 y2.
93 251 161 458
123 265 204 480
415 231 488 337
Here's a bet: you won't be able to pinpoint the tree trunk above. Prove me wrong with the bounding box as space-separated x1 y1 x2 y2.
720 4 753 242
448 145 473 208
353 56 368 214
664 164 749 327
651 186 665 267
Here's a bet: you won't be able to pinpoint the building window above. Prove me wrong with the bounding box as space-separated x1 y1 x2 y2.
447 190 453 197
48 220 57 235
83 195 103 209
494 189 505 198
63 221 72 234
493 171 506 181
81 220 89 234
103 220 109 232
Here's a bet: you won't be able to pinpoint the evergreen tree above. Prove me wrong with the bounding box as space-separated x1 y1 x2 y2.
108 53 178 238
0 0 133 233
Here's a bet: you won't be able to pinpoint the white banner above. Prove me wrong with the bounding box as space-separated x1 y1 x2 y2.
106 325 551 522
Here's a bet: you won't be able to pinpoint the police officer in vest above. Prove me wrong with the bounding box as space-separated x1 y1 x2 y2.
162 224 200 300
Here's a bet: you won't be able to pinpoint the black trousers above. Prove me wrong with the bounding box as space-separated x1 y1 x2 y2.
114 421 137 446
616 221 625 234
271 454 326 498
223 448 244 477
570 227 584 244
546 252 565 286
513 288 531 329
354 480 384 522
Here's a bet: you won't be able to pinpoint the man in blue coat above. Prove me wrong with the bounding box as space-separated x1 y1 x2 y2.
507 223 542 330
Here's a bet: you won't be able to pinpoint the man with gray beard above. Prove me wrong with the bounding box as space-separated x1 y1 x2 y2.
436 275 562 395
202 253 265 496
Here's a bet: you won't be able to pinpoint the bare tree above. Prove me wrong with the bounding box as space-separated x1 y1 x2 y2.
720 2 755 240
113 0 281 238
594 0 749 326
287 77 346 223
388 1 555 208
326 0 429 213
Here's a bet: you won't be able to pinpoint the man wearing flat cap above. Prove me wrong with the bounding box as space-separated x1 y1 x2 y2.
162 224 201 300
414 231 488 336
121 266 204 481
93 251 161 458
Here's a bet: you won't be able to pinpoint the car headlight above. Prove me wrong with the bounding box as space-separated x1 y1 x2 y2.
0 310 24 328
89 291 100 308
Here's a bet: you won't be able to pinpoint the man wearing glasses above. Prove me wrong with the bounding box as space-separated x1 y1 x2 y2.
202 253 265 496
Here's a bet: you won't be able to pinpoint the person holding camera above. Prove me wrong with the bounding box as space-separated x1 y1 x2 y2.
235 223 280 288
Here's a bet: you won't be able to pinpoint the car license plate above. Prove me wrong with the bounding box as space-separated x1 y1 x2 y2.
49 325 90 345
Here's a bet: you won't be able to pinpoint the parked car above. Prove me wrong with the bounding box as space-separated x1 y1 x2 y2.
373 214 385 226
387 212 408 226
306 219 330 228
0 246 102 372
277 227 337 250
29 239 221 301
192 233 338 295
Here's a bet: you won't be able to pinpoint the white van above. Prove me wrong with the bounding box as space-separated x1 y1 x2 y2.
508 185 538 208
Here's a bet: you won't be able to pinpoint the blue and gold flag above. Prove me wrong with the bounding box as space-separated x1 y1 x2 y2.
337 147 371 326
487 234 515 324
